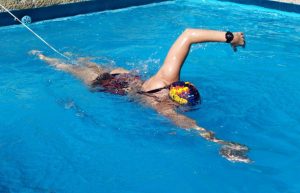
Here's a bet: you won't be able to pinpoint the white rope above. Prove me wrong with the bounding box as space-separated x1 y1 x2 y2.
0 3 70 60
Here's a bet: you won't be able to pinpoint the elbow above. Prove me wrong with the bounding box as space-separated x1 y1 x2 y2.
180 29 194 45
182 28 204 44
183 28 193 37
183 28 201 35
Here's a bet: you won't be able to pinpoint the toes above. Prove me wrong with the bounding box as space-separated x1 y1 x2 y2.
29 50 42 56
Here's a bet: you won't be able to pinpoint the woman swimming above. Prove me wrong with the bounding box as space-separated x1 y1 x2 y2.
31 29 250 163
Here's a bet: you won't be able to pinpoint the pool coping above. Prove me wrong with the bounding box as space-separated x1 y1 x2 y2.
0 0 169 27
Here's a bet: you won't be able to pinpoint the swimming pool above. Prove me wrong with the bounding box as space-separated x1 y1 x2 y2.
0 0 300 192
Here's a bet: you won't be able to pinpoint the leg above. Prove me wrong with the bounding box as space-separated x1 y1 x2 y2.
77 58 130 75
31 51 100 85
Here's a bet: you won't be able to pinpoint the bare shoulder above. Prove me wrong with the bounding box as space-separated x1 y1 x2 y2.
141 75 169 92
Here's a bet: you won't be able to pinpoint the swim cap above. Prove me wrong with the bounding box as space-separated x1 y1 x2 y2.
169 81 201 105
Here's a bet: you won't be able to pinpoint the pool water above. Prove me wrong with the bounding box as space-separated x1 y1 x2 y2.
1 0 300 192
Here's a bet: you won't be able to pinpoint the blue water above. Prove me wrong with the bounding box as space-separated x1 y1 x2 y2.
1 0 300 192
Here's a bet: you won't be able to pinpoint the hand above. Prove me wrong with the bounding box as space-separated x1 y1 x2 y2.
219 142 251 163
231 32 246 52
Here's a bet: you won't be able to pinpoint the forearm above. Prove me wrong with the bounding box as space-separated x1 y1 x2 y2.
158 106 223 141
160 108 212 138
182 28 227 44
163 110 219 141
170 113 197 129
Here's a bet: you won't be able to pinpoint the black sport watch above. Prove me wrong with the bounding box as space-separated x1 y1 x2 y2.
225 31 234 43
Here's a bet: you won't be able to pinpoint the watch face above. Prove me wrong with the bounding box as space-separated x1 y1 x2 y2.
226 31 234 43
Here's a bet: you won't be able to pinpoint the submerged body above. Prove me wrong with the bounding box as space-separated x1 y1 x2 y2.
31 29 250 163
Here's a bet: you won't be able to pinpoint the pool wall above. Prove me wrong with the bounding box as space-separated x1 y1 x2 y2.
1 0 300 27
0 0 169 26
218 0 300 13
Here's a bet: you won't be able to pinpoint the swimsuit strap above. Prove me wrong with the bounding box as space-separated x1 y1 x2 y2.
145 86 169 93
138 85 170 94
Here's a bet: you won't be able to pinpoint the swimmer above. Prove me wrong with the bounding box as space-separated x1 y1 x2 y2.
30 29 250 163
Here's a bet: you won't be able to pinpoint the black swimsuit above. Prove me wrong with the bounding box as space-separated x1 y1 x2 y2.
91 72 140 95
91 72 170 98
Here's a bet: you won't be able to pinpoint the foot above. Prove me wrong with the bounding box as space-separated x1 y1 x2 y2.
231 32 246 52
29 50 45 59
64 52 73 57
29 50 41 55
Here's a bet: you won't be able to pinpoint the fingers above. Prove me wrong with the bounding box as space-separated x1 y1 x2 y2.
236 32 245 46
231 32 246 52
239 33 246 47
220 144 252 163
232 45 237 52
242 40 246 48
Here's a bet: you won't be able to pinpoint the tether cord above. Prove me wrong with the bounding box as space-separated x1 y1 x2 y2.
0 3 71 60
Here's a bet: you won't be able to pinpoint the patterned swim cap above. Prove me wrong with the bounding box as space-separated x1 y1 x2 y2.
169 81 201 105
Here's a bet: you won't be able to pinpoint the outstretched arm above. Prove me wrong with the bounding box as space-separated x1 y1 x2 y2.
142 29 245 92
155 104 251 163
